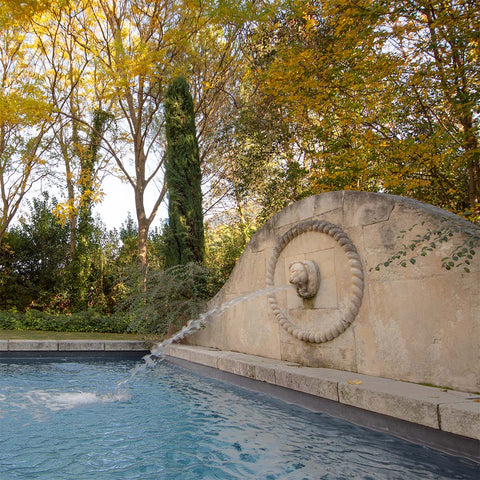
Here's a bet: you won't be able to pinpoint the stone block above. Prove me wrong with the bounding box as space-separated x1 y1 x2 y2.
0 341 8 351
227 353 281 384
274 366 339 401
58 340 104 351
439 401 480 440
229 251 267 295
272 196 317 230
364 276 480 392
8 340 58 351
312 191 344 219
279 327 357 371
188 347 222 368
247 219 276 253
163 344 191 361
218 355 256 378
343 191 394 227
202 293 281 359
254 363 277 384
338 380 440 428
104 341 146 351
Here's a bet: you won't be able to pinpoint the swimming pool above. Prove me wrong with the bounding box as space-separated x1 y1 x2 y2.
0 359 477 479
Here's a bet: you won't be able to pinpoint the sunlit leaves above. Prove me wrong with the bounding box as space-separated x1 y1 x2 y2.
240 0 479 218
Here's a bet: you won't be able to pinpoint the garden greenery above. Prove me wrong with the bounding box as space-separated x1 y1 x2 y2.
119 262 215 336
0 309 129 333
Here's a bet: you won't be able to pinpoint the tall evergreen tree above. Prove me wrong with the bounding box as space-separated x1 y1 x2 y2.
164 76 204 268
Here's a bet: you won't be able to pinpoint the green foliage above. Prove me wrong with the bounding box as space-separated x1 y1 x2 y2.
0 200 173 320
69 109 113 310
0 309 129 333
164 76 204 267
232 0 479 219
0 193 71 311
372 219 479 273
205 220 257 289
118 262 215 336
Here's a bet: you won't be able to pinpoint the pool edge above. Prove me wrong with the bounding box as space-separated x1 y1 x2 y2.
164 344 480 464
0 339 149 360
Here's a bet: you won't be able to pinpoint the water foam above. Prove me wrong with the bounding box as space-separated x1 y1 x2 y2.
24 389 131 412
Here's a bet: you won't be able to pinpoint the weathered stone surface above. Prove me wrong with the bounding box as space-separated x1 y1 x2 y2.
338 378 475 429
439 401 480 440
8 340 58 351
0 341 8 351
58 340 105 351
272 195 317 229
188 347 223 368
364 273 480 392
104 341 146 351
274 365 339 401
254 363 277 384
218 355 256 379
163 344 192 361
279 326 357 371
185 191 480 393
312 191 344 220
343 191 395 227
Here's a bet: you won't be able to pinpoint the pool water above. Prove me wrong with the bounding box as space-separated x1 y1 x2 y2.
0 359 477 479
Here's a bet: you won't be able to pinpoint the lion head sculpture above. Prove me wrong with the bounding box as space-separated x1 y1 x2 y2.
288 260 320 299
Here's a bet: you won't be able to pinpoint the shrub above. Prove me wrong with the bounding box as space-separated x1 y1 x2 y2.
119 262 215 336
0 309 129 333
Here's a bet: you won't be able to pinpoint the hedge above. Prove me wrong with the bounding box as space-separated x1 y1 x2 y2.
0 309 130 333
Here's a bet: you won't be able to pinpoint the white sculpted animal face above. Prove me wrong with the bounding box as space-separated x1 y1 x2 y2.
288 260 320 299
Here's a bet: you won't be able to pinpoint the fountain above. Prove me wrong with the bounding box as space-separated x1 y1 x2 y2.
162 191 479 460
173 191 479 393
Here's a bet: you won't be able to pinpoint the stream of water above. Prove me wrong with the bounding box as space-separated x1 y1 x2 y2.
119 284 293 385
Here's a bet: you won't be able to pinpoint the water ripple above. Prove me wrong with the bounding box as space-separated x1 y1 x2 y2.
0 360 477 480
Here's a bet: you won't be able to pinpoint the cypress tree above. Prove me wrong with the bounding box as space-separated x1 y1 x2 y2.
164 76 204 267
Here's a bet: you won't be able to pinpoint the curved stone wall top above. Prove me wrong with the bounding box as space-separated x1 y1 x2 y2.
187 191 480 393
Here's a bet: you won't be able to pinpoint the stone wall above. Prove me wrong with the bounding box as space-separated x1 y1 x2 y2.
186 191 480 393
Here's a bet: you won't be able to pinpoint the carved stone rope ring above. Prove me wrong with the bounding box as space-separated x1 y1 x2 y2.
266 220 364 343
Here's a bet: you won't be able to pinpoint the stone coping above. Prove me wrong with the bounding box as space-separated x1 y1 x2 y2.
163 344 480 445
0 339 148 352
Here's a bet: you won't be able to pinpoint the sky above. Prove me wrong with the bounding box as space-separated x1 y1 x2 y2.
14 172 168 232
93 174 168 231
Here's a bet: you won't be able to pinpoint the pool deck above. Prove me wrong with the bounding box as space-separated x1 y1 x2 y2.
163 344 480 461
